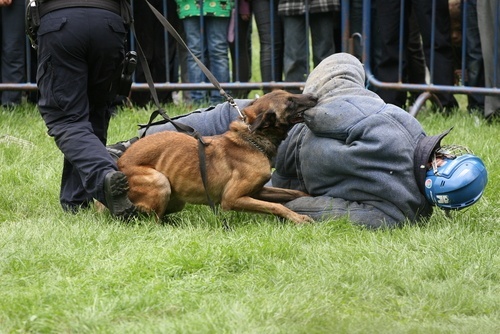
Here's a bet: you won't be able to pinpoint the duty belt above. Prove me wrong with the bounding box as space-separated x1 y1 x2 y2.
38 0 121 18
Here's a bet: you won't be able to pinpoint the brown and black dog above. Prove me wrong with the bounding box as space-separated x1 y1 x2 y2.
118 90 317 223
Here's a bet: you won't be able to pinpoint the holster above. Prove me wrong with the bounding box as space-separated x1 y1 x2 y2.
109 51 138 98
117 51 138 97
25 0 41 49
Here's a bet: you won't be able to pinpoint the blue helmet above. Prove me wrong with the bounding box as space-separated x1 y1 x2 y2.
424 145 488 210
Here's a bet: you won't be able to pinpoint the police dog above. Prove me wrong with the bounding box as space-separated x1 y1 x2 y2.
117 90 317 223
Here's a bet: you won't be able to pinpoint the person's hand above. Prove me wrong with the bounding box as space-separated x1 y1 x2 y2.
0 0 13 6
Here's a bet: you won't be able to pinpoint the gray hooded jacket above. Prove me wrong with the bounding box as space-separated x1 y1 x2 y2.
141 53 437 228
272 53 433 227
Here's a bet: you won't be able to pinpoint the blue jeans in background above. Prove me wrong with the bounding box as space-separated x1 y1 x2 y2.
182 16 230 105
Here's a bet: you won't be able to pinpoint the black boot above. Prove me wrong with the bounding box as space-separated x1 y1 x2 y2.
106 137 139 161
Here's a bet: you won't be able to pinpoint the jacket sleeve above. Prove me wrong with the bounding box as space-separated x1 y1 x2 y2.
138 99 252 137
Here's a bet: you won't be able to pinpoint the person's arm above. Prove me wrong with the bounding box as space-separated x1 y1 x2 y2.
138 99 253 137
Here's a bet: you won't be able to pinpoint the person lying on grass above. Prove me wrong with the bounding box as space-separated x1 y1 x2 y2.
109 53 488 229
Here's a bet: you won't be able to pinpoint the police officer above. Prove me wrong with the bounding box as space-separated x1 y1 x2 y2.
27 0 136 218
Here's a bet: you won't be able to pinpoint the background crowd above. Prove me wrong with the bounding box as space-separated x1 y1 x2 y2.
1 0 498 120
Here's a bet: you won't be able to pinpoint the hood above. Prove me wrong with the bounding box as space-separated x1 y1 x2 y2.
303 53 368 100
414 128 452 195
302 53 385 135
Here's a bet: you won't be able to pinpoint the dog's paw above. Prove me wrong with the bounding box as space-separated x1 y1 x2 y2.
94 200 107 213
292 213 314 224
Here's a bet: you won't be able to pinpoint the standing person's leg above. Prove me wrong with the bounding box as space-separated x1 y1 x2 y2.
477 0 500 119
1 1 26 106
414 0 459 111
283 15 307 93
407 10 426 85
309 12 335 67
182 17 207 104
165 0 180 97
176 13 191 103
228 8 252 99
348 0 363 59
131 0 173 106
205 16 230 104
37 8 126 211
131 0 155 106
253 0 283 87
463 0 485 113
373 0 409 108
406 8 427 106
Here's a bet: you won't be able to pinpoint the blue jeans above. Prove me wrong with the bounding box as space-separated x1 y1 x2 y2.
182 16 230 104
282 12 335 90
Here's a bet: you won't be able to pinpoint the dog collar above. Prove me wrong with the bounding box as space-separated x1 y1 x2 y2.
245 136 272 160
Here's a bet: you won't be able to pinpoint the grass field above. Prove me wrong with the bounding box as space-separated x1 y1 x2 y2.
0 101 499 333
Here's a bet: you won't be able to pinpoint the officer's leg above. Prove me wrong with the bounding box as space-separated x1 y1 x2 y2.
37 9 122 210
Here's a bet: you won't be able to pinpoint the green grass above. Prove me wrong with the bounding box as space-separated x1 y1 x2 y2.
0 102 499 333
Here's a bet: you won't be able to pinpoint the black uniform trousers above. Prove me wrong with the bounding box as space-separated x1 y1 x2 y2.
374 0 459 110
36 7 126 211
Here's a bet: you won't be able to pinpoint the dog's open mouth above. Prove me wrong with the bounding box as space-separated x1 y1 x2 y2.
289 112 305 124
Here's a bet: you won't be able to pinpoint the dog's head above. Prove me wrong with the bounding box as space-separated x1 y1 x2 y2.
244 90 318 135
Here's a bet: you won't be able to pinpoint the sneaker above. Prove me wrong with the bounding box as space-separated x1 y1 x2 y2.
107 137 139 161
103 170 136 219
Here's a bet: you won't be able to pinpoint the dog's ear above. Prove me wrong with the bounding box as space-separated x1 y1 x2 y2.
249 111 276 133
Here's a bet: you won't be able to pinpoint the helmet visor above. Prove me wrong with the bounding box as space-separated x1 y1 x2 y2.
431 145 474 176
